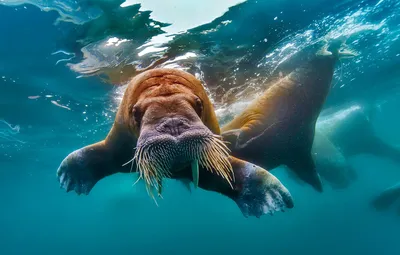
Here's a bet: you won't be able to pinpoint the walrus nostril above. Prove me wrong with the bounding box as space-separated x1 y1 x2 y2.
157 118 190 136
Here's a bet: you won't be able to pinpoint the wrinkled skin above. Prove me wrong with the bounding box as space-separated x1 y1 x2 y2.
133 85 207 151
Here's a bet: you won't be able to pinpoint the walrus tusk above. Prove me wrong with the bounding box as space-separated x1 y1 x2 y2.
191 160 199 188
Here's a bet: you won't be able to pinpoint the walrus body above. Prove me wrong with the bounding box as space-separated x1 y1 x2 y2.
218 101 400 190
57 68 293 218
316 104 400 162
314 103 400 188
221 43 355 192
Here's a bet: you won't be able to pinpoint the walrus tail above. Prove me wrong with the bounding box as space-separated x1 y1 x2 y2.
371 183 400 211
365 103 400 165
342 104 400 164
57 141 120 195
361 135 400 165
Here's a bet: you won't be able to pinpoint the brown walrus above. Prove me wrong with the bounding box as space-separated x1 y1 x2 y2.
221 40 357 192
57 68 293 218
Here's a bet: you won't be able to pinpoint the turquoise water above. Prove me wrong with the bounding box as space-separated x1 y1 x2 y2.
1 0 400 254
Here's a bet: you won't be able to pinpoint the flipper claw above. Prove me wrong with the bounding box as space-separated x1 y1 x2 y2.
57 147 104 195
234 163 294 218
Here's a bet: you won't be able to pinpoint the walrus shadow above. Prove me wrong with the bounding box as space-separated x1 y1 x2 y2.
105 193 145 216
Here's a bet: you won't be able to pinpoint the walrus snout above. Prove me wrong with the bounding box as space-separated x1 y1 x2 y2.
136 123 214 154
134 121 233 195
155 117 191 136
137 117 210 148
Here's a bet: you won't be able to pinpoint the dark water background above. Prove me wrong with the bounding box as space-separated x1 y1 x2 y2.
0 0 399 254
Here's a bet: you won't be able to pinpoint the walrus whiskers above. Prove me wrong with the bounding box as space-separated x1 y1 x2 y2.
134 145 174 197
133 134 234 198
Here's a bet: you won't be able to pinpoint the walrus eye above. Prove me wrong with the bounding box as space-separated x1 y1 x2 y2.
194 97 203 117
132 105 142 127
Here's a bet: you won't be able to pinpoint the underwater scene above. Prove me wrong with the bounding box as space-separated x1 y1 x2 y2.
1 0 400 254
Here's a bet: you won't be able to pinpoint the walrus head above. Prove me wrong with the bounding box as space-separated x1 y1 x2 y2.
118 68 234 197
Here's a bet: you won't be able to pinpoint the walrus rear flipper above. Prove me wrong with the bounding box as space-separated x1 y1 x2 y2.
361 135 400 165
286 153 323 192
57 141 122 195
371 183 400 211
199 157 294 218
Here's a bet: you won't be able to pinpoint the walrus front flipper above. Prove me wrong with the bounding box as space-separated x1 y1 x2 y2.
223 127 323 192
371 183 400 211
199 157 294 218
287 153 323 192
57 141 123 195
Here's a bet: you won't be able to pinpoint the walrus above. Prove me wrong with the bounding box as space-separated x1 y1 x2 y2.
314 103 400 189
371 182 400 215
57 68 293 218
219 101 400 190
220 40 357 192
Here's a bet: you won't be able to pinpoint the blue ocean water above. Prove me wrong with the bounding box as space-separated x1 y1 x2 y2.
0 0 399 254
